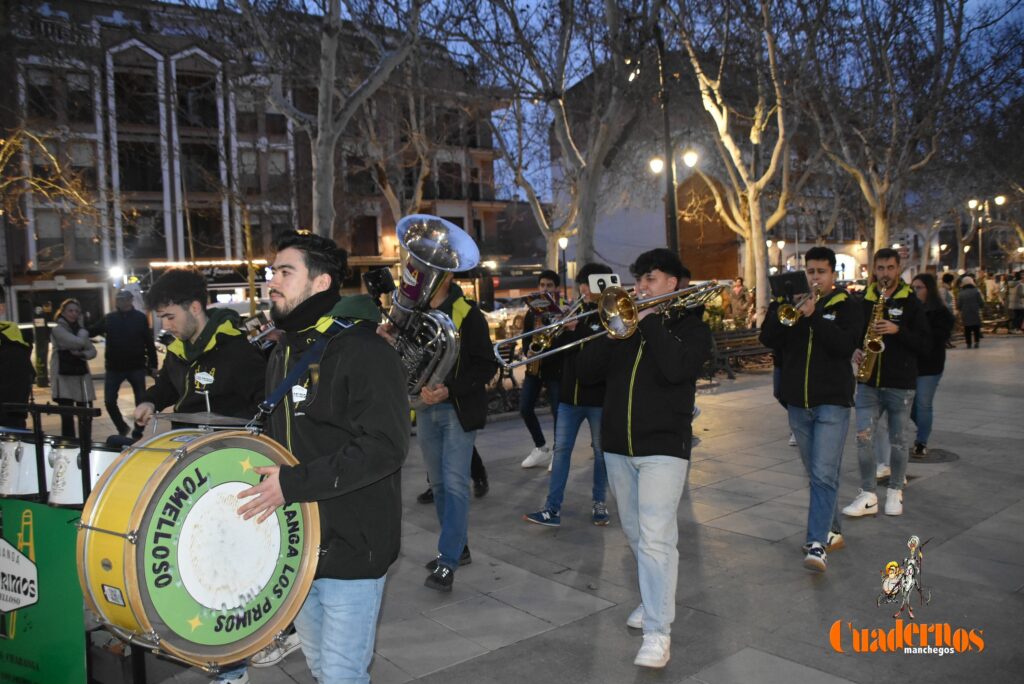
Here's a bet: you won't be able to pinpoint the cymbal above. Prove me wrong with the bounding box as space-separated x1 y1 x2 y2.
158 412 250 427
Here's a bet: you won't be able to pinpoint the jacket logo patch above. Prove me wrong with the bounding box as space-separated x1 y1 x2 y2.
889 307 903 318
194 370 215 388
823 312 836 321
291 384 308 404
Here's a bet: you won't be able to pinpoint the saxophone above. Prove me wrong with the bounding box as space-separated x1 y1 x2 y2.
856 278 888 383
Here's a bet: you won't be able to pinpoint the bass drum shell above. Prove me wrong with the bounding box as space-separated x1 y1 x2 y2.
77 429 320 669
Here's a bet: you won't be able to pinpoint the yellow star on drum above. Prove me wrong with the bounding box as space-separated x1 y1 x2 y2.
240 457 253 473
187 615 203 631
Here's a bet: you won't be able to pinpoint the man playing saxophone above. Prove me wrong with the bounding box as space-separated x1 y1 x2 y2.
760 247 862 572
843 248 930 518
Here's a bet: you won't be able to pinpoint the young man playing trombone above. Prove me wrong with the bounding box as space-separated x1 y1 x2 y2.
759 247 862 572
523 262 615 527
578 249 712 668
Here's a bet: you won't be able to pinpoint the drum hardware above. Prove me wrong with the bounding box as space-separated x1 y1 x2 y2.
75 520 139 543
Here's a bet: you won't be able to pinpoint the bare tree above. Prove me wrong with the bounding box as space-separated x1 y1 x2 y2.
669 0 816 323
461 0 663 268
195 0 430 244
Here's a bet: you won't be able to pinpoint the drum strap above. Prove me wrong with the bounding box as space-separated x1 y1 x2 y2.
253 318 353 424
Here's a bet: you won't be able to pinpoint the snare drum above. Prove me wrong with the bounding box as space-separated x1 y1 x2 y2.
0 433 53 497
77 429 320 670
48 439 121 506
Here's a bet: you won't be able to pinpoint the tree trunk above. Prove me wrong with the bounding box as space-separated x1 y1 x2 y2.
743 237 756 288
311 132 338 242
748 199 770 326
545 233 560 272
575 168 602 266
957 240 967 271
873 201 889 252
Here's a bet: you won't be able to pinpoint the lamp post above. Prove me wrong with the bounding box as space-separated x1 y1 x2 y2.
968 195 1007 272
653 22 678 258
776 239 785 271
557 236 569 301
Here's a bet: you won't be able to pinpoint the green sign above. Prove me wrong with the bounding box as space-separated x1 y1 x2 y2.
141 447 307 646
0 500 86 684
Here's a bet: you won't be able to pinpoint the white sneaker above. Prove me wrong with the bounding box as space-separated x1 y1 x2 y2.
213 669 249 683
626 604 644 629
788 433 798 446
842 490 879 517
885 488 903 516
521 446 551 468
876 464 891 480
634 633 671 668
250 631 301 667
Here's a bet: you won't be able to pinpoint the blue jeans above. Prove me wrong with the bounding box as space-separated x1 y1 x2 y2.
104 368 147 434
293 576 386 684
418 402 477 568
911 374 942 445
787 404 849 545
855 385 914 492
544 403 605 512
874 414 890 467
604 452 688 636
520 374 559 447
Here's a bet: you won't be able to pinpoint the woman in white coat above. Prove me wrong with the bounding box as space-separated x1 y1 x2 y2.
49 298 96 437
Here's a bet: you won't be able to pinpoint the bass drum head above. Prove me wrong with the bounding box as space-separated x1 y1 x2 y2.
128 430 319 667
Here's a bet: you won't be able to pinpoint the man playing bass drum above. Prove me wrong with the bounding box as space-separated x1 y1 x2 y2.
237 232 409 683
760 247 863 572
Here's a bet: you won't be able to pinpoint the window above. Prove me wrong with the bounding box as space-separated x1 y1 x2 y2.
235 89 258 134
345 156 376 196
31 140 58 181
351 216 379 256
266 110 287 135
469 167 481 201
118 141 163 192
270 214 293 244
69 141 96 189
177 72 218 129
180 143 220 193
35 211 65 263
66 71 93 123
438 162 463 199
239 149 260 195
185 208 224 257
115 70 159 126
123 208 167 258
27 68 56 119
266 151 289 196
73 217 100 262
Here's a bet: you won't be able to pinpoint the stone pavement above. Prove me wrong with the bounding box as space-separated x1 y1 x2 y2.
49 337 1024 683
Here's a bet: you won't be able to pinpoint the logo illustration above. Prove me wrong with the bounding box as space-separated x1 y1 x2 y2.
0 509 39 639
877 535 931 619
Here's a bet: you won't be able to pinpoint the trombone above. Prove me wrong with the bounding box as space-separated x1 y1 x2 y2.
493 282 724 370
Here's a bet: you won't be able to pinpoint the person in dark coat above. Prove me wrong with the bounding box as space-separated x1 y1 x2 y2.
0 320 35 429
910 273 955 457
89 289 157 437
957 276 984 348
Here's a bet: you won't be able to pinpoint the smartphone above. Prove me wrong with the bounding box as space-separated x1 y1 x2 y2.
588 273 621 293
768 271 810 301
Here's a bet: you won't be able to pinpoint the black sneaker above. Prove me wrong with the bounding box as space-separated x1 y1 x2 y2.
912 442 927 458
417 486 434 504
473 477 489 498
425 545 471 570
424 564 454 592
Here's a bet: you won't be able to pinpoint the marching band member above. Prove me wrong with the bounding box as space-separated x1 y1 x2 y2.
578 249 712 669
843 248 930 518
519 269 563 468
759 247 863 572
134 270 266 427
523 262 614 527
237 232 408 682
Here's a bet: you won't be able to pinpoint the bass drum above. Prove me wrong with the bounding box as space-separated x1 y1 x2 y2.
77 429 320 670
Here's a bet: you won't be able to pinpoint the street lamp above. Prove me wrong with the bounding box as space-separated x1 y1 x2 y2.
682 149 699 168
967 195 1008 272
649 157 665 174
776 239 785 270
557 236 569 301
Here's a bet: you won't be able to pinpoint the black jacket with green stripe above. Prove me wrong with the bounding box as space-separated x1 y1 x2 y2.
858 281 931 390
436 284 498 432
556 302 606 407
577 309 712 459
143 308 267 418
759 287 863 408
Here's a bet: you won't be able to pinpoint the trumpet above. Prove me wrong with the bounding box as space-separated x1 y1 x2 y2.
778 284 822 326
493 282 724 370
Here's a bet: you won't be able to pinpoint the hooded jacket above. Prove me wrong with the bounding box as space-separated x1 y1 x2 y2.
859 281 930 390
267 292 409 580
435 283 498 432
918 304 955 376
0 322 34 428
759 287 863 408
578 309 712 459
142 307 266 418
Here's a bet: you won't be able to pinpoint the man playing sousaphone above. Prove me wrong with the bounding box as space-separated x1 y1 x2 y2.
134 269 267 429
236 232 409 682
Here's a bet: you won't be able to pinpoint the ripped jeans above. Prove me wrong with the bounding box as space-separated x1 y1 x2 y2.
855 385 915 493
